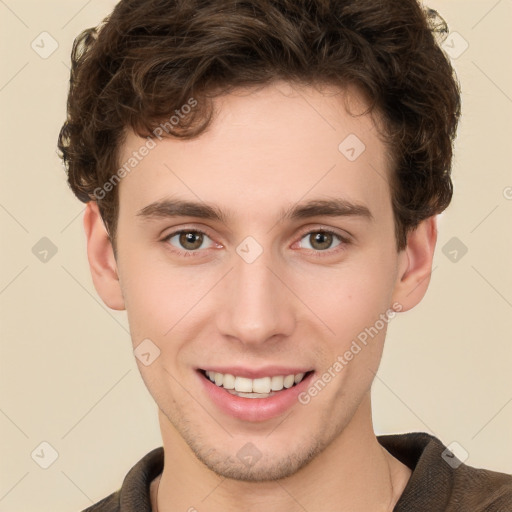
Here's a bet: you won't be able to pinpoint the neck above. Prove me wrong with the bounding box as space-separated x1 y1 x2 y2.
151 393 411 512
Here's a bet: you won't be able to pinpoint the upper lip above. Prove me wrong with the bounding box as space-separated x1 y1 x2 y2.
199 366 313 379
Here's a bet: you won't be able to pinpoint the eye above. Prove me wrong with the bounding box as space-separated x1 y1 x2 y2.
163 229 216 255
296 229 349 254
162 227 350 258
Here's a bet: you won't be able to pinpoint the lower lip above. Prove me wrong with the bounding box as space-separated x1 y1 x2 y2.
197 370 315 422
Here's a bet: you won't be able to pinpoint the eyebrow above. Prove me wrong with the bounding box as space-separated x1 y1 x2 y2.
136 197 374 224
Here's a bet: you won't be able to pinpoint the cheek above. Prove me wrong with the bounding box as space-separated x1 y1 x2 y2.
295 255 395 341
119 248 214 349
118 250 175 341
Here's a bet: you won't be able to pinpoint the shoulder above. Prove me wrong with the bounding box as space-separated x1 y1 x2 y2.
450 462 512 510
78 447 164 512
378 432 512 511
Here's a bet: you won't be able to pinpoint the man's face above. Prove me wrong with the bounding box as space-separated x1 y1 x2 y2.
114 81 404 480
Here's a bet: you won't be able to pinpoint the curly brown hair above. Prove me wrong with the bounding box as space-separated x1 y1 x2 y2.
57 0 461 254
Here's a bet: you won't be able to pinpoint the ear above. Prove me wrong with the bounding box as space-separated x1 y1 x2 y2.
390 216 438 313
83 201 125 311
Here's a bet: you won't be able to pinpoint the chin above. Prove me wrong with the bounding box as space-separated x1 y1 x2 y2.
193 442 324 482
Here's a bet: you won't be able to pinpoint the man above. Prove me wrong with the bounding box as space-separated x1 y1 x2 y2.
58 0 512 510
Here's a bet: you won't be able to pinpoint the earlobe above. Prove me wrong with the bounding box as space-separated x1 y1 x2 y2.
391 216 438 313
83 201 125 311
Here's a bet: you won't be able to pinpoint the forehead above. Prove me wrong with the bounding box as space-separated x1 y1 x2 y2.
117 81 392 224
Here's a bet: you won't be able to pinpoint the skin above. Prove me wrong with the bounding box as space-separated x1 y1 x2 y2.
84 80 437 512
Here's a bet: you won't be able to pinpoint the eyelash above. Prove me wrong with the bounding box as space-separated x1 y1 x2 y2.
161 227 351 259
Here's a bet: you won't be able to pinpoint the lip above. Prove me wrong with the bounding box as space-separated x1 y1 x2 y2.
200 366 312 379
197 368 315 422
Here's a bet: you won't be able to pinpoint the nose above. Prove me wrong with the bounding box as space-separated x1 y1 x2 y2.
215 247 296 347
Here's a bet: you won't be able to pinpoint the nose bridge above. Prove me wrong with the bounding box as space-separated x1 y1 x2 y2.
217 242 295 344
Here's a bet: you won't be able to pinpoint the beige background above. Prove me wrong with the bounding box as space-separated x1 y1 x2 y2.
0 0 511 510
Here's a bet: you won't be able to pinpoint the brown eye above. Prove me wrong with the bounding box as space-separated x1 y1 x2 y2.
179 232 204 250
310 232 333 250
300 231 342 252
165 230 213 253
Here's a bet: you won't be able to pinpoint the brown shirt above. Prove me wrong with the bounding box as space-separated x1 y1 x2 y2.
81 432 512 511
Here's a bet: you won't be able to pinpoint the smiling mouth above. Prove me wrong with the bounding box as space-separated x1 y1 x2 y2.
199 369 314 398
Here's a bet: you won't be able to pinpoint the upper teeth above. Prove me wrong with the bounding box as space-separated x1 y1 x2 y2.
205 371 306 393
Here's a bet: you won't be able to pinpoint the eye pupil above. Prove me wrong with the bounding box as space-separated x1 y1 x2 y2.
180 231 203 249
311 232 333 250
